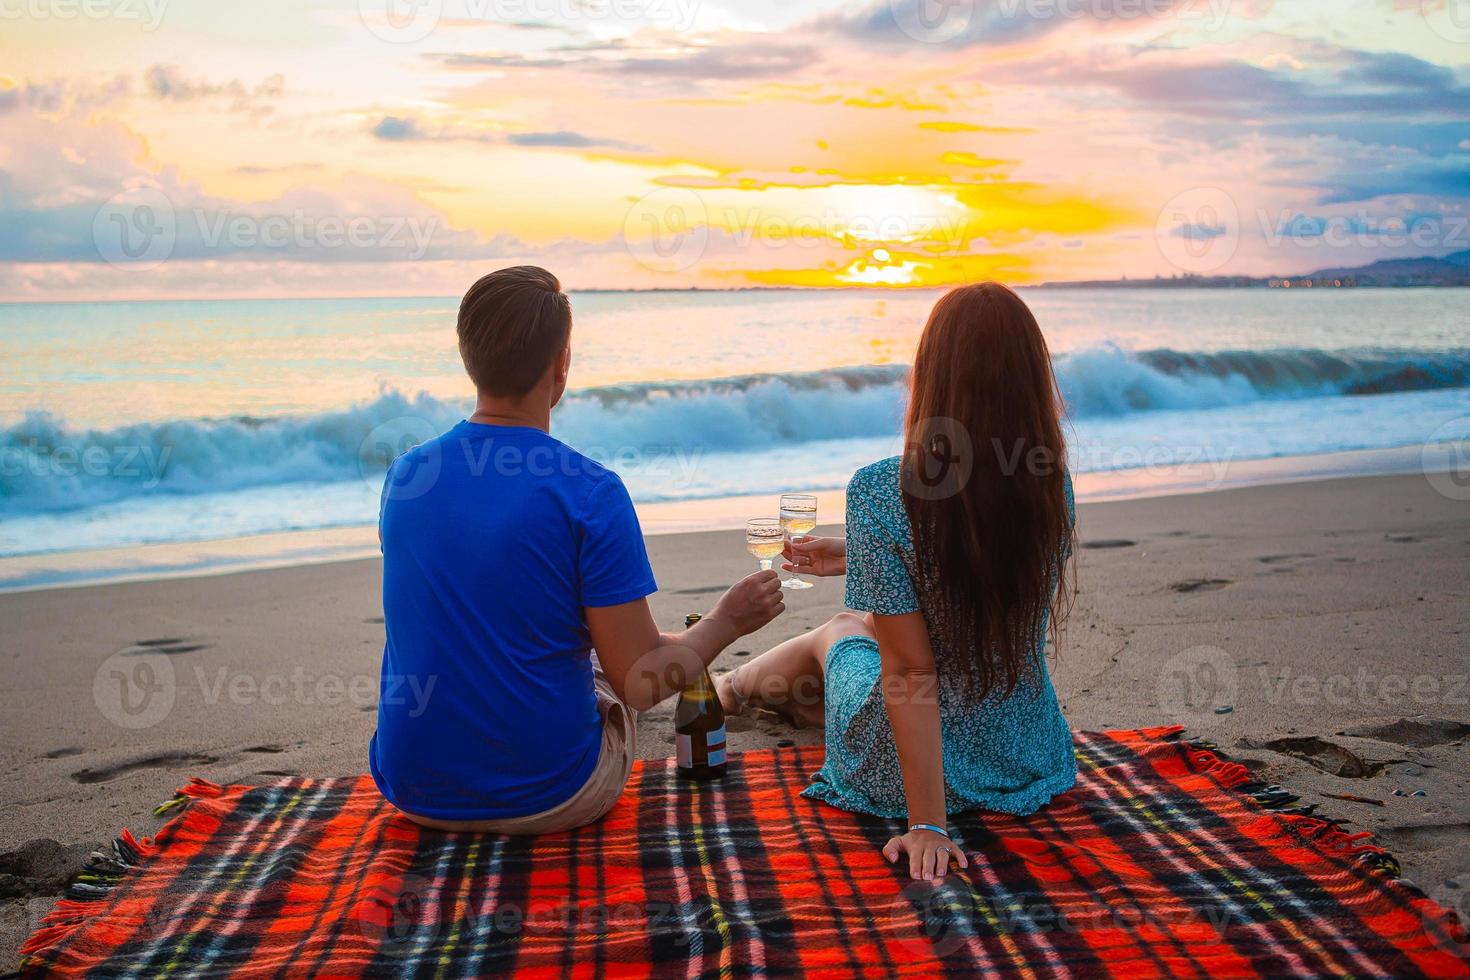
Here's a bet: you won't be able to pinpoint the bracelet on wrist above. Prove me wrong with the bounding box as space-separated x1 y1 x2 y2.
908 822 950 839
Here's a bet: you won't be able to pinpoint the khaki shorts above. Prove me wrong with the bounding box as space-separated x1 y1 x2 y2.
403 659 636 836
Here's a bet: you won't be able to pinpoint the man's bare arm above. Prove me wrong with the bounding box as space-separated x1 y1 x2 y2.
587 570 784 711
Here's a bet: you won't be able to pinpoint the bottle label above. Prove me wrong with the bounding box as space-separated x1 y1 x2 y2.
676 726 727 768
706 725 727 766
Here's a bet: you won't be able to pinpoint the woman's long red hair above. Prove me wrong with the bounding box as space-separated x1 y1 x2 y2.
901 282 1074 698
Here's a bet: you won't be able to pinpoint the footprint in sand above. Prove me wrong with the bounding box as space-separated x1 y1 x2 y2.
0 839 95 899
1385 533 1421 543
42 747 84 760
1340 717 1470 749
1257 554 1314 565
71 751 221 785
125 638 209 656
725 714 758 734
673 585 728 596
1082 539 1135 550
1170 578 1232 593
1380 823 1470 850
1252 736 1398 779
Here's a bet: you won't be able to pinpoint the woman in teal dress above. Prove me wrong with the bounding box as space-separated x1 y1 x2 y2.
718 282 1077 883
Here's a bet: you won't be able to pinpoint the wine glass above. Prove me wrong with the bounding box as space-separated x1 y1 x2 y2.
778 494 818 590
745 518 784 572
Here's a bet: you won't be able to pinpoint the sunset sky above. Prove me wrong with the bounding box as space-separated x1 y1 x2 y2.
2 0 1467 298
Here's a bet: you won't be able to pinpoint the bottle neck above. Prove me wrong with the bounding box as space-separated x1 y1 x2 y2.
677 666 718 704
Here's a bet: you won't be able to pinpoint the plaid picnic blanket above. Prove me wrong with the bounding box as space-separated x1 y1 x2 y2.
21 727 1469 978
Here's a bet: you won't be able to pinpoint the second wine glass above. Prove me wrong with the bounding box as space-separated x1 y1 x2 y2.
745 518 784 572
778 494 818 589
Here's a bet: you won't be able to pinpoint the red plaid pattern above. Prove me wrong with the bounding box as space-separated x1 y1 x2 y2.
21 727 1470 977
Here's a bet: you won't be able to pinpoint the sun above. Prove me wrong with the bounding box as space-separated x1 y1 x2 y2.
822 184 967 245
837 249 920 285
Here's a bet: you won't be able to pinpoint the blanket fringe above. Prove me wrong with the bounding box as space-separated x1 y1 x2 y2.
19 739 1469 970
1184 745 1254 790
18 780 226 968
1136 724 1188 741
1135 728 1468 958
18 832 152 960
152 776 226 816
1176 735 1414 884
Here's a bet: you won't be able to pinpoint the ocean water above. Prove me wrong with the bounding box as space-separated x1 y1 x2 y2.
2 288 1468 559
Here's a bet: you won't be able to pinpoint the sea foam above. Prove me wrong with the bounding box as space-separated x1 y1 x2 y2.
4 347 1467 515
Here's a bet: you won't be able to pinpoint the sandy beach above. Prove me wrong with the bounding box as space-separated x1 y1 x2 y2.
2 471 1467 965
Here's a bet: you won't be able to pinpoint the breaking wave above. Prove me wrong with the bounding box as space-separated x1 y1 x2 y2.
4 347 1467 514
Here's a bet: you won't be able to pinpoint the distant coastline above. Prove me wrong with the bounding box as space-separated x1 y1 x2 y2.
1040 250 1470 289
5 252 1470 306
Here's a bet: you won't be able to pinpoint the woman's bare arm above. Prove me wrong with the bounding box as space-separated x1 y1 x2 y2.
873 610 967 880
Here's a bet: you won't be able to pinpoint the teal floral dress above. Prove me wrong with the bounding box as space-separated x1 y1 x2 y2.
802 456 1077 818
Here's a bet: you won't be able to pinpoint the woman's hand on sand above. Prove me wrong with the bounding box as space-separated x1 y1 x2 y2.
709 569 786 637
782 536 846 577
884 828 967 882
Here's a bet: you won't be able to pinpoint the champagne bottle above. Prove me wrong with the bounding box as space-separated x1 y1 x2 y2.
674 613 727 781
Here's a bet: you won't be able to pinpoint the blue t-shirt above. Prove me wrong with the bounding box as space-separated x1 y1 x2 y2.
369 420 657 820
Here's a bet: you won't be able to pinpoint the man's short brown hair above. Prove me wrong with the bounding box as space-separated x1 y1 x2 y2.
457 266 572 396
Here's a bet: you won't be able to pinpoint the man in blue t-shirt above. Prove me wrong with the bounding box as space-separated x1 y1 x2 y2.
369 266 784 834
